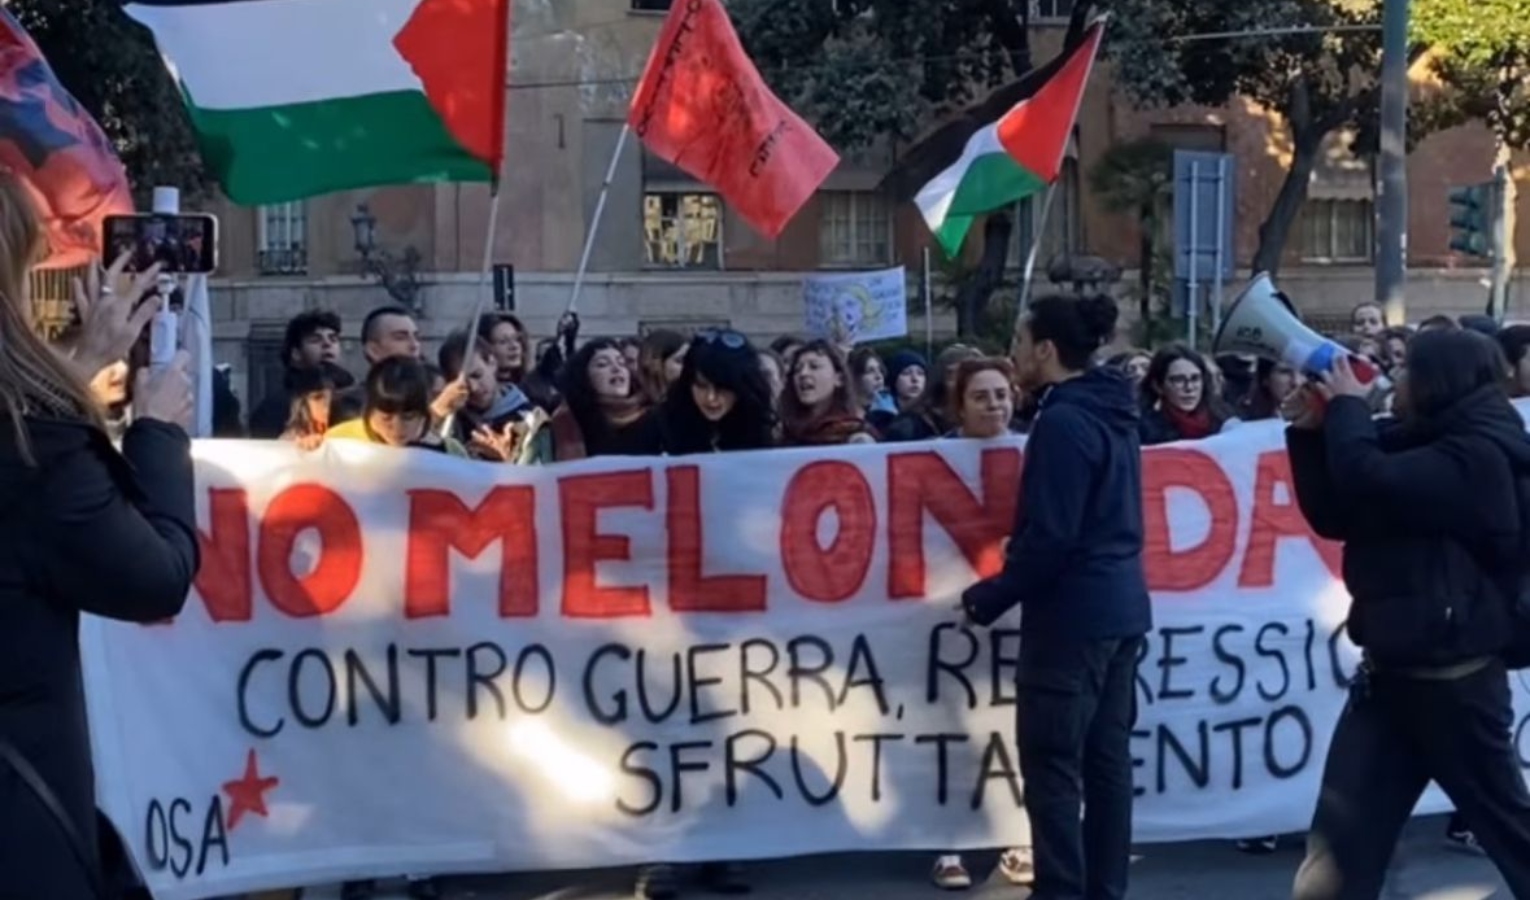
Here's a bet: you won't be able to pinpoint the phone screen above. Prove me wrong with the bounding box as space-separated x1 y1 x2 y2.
102 213 219 274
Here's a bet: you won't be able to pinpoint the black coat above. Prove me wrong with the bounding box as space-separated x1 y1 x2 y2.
1287 389 1530 667
879 409 943 443
0 418 199 899
962 368 1154 641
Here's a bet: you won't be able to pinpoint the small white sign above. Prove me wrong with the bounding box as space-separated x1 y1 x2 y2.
803 266 908 344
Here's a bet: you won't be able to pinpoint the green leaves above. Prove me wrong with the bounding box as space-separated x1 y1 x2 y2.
1107 0 1384 130
1414 0 1530 149
733 0 1033 150
1088 138 1174 215
1414 0 1530 69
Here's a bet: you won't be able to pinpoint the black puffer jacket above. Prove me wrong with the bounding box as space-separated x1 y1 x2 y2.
1287 388 1530 667
0 417 199 899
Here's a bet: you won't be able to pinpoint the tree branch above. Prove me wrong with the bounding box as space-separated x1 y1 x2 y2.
980 0 1031 74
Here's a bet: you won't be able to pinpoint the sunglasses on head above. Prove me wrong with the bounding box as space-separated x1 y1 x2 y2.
697 329 747 350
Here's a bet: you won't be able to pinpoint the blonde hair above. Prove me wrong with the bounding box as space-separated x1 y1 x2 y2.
0 172 102 461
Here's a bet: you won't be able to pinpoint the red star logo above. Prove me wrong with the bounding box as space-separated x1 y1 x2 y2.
222 749 280 832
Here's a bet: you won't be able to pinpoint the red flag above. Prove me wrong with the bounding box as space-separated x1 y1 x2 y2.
393 0 511 175
627 0 839 239
0 9 132 269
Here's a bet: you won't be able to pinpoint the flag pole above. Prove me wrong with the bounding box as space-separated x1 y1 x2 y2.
568 123 631 314
437 186 504 441
1015 182 1058 331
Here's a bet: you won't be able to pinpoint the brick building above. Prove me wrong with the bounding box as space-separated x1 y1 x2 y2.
116 0 1530 412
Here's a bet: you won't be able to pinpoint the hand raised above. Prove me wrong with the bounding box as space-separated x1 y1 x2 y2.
72 252 163 377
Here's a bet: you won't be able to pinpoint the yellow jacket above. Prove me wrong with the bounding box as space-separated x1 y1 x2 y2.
326 418 469 457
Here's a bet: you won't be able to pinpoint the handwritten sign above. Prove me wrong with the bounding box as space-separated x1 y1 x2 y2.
82 419 1530 899
803 267 908 344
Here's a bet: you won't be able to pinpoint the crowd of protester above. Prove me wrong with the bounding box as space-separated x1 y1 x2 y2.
6 136 1529 900
200 294 1530 897
227 306 1035 899
72 283 1530 898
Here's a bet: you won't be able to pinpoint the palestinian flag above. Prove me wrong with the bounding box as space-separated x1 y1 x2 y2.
916 20 1104 257
124 0 509 204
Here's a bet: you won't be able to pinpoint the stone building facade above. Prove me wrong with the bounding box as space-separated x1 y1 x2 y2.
101 0 1530 412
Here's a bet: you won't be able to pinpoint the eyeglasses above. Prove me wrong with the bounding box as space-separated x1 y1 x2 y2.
697 329 747 349
1166 374 1203 389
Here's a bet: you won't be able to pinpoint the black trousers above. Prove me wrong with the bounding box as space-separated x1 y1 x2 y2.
1294 659 1530 900
1016 634 1144 900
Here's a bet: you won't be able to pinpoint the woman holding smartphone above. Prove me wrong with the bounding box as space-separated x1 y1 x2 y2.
1 172 199 899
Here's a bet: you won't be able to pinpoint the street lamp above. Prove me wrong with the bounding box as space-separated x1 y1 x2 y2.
350 202 423 314
350 203 378 257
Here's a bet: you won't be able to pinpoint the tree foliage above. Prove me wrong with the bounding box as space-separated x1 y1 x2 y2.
1089 138 1173 318
1106 0 1387 274
733 0 1034 152
734 0 1097 335
1412 0 1530 316
1413 0 1530 148
11 0 204 198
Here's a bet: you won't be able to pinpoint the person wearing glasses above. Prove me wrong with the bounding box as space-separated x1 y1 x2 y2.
1138 345 1235 447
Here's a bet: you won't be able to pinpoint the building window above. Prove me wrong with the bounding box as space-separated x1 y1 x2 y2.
1149 123 1226 153
28 265 83 340
1009 157 1082 266
1007 196 1039 264
643 193 723 269
1034 0 1074 20
819 191 893 267
630 0 670 10
245 326 287 415
1298 198 1374 263
258 202 307 275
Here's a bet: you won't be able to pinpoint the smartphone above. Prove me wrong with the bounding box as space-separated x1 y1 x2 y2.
102 213 219 274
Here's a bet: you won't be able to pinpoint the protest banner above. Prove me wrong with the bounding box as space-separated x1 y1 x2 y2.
81 418 1530 899
803 267 908 345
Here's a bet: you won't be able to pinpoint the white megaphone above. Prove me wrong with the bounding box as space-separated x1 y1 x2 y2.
1213 272 1382 385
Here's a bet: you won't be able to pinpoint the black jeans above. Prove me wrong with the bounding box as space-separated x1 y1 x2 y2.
1016 634 1144 900
1294 659 1530 900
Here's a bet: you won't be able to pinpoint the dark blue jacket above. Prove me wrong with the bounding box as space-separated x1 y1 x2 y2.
962 368 1153 640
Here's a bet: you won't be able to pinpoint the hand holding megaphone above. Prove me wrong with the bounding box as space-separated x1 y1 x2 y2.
1312 355 1374 401
1214 272 1388 398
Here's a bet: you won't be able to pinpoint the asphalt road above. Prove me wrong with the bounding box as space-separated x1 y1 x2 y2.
298 815 1511 900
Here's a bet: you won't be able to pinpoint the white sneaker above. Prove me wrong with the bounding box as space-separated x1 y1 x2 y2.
997 847 1035 885
931 855 973 890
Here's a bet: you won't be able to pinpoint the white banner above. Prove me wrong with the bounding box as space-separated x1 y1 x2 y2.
82 420 1530 899
803 266 908 344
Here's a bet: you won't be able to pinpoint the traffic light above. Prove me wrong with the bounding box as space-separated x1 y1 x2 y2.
1449 182 1494 258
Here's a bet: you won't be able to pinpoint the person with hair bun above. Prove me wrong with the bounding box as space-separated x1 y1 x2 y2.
959 293 1151 900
